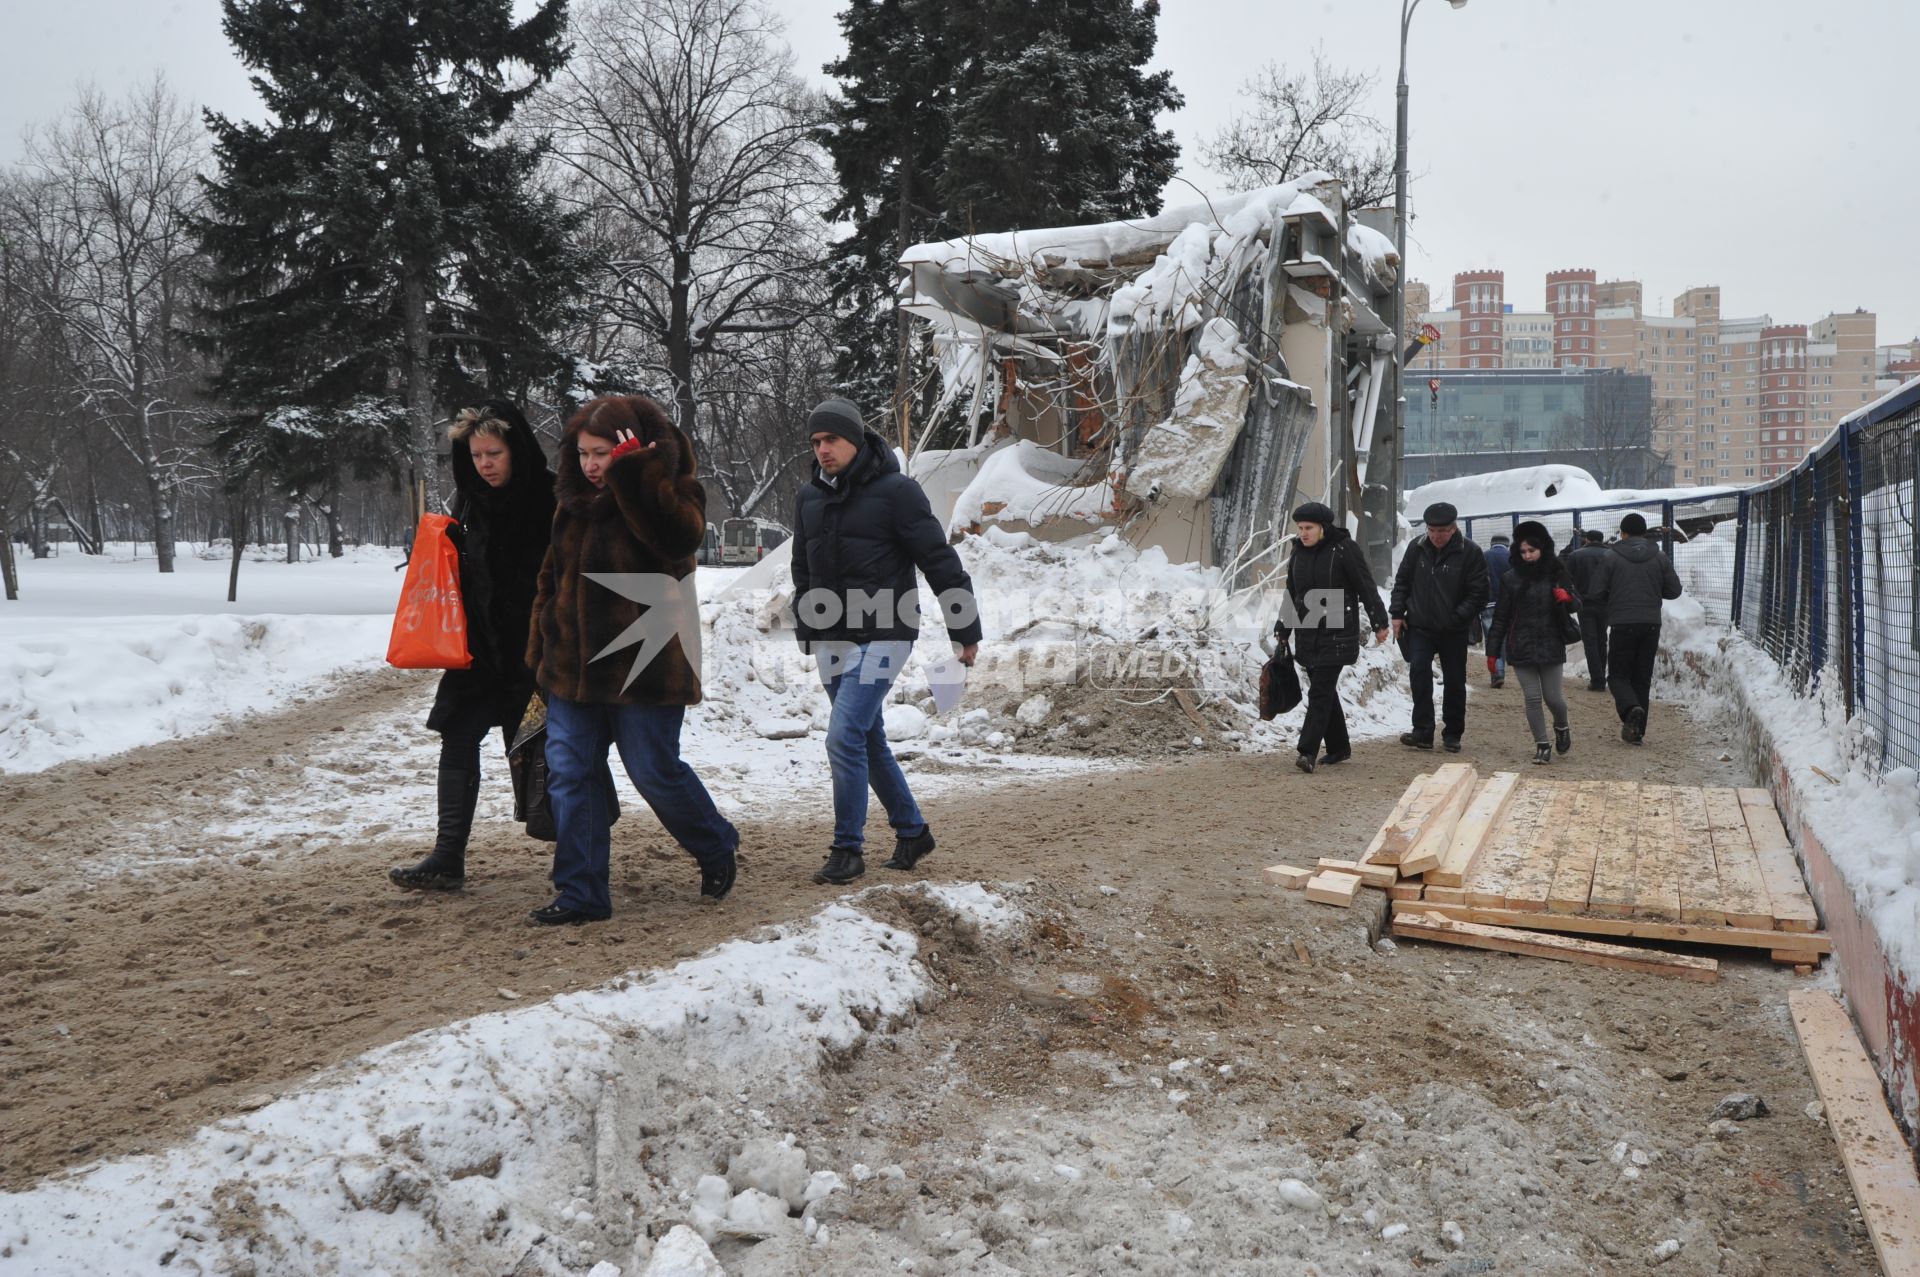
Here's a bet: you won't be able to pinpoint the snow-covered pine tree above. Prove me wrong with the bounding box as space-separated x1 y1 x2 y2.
193 0 590 509
821 0 1181 439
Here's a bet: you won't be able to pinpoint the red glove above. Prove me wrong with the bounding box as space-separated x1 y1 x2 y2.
1553 587 1573 603
610 436 647 461
1486 655 1499 672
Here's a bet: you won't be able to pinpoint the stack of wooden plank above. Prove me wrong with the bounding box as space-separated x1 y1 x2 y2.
1265 766 1835 978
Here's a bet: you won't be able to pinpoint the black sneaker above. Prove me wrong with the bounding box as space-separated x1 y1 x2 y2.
1295 753 1315 774
1533 743 1552 765
1441 738 1462 753
813 848 866 885
1489 677 1504 689
1555 725 1572 754
1625 706 1646 744
1400 733 1434 750
700 860 736 901
1318 750 1351 766
882 828 936 872
527 900 610 926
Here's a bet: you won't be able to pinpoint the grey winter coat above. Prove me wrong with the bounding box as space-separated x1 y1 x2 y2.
1584 536 1682 626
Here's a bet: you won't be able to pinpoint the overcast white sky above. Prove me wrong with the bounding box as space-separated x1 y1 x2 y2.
7 0 1916 343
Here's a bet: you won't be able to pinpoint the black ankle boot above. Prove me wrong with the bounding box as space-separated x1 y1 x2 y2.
882 828 935 871
389 766 476 890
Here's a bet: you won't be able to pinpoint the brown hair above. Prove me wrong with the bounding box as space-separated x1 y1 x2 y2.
564 394 673 445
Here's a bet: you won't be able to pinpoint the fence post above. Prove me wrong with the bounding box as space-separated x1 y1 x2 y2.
1809 466 1828 688
1847 430 1868 737
1731 492 1749 626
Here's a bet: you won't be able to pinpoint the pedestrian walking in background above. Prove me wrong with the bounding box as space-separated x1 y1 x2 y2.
1277 502 1389 774
1481 533 1511 688
792 398 982 887
1389 502 1488 753
524 395 739 925
1565 528 1611 691
1583 512 1683 744
390 401 554 891
1485 521 1579 766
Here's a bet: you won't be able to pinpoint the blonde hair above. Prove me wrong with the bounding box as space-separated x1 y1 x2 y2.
448 406 513 443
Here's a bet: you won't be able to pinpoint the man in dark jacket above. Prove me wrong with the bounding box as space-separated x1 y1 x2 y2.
793 399 983 885
1280 501 1389 773
1583 512 1683 743
1482 534 1511 687
1390 502 1488 751
1565 528 1611 692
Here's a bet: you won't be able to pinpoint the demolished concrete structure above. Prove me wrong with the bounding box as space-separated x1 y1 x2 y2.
897 175 1402 584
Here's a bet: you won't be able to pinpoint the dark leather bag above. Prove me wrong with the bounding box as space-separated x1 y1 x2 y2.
1258 643 1303 720
507 694 620 841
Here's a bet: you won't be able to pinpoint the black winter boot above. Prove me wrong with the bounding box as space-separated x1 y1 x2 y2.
882 828 936 871
389 766 477 890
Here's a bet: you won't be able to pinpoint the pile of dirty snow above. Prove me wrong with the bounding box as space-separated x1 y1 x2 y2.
0 884 1019 1275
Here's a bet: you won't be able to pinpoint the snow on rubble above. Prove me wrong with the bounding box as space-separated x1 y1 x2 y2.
697 522 1412 766
0 884 1019 1276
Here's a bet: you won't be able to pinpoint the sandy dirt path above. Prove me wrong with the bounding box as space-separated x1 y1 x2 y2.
0 671 1873 1274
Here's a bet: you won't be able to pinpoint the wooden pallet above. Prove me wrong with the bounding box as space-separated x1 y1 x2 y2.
1399 776 1826 964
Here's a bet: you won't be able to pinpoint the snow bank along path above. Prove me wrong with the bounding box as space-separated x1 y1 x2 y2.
0 883 1016 1275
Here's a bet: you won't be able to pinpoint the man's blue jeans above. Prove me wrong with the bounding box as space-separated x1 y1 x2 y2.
817 641 927 852
1481 605 1505 680
545 696 738 916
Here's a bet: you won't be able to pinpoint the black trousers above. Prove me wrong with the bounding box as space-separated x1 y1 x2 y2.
1404 626 1469 742
436 695 511 773
1297 663 1349 758
1606 623 1662 724
1579 609 1609 688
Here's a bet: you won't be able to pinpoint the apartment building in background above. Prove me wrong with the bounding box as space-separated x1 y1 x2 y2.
1411 269 1880 485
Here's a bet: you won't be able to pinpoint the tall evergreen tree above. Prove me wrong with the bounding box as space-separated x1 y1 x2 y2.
819 0 1181 429
193 0 591 506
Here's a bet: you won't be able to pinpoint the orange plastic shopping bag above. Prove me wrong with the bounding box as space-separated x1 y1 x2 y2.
387 513 474 669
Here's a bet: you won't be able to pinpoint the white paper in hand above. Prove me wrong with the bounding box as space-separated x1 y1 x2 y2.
925 656 968 714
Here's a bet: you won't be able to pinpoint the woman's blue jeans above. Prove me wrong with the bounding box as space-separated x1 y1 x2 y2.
545 696 737 916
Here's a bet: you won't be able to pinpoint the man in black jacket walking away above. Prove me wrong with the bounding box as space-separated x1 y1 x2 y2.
1583 512 1683 743
792 399 983 885
1390 502 1488 752
1565 529 1611 692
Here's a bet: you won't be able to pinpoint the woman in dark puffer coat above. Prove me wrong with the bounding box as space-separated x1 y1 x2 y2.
1279 501 1390 774
1485 519 1580 765
523 394 738 925
390 400 554 890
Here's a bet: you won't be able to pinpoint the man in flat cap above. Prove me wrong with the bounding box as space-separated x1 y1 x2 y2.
1388 502 1488 752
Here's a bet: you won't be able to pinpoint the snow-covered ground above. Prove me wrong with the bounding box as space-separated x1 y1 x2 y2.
1 545 406 773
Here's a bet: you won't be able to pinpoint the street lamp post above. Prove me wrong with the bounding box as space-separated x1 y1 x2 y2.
1390 0 1465 554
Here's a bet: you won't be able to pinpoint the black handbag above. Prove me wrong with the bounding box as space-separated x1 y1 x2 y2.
507 695 620 842
1258 642 1303 720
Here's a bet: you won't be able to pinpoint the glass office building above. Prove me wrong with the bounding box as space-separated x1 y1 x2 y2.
1405 367 1665 488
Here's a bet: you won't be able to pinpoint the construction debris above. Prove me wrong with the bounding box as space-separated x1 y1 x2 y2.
1389 911 1720 983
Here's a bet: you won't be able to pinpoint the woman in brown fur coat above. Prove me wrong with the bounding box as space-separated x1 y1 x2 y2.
524 395 738 925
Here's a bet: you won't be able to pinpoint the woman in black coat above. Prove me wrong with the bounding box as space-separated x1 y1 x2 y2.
390 401 556 889
1485 519 1579 766
1279 501 1390 774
